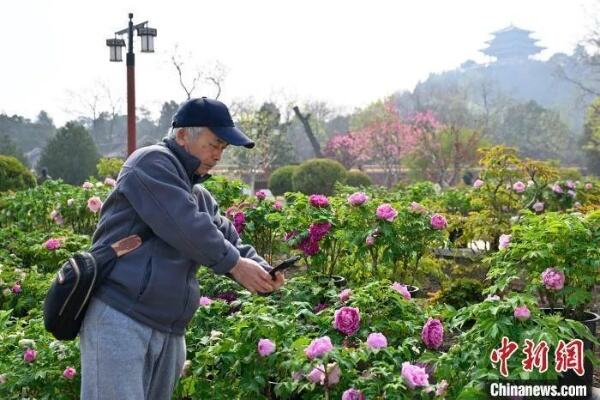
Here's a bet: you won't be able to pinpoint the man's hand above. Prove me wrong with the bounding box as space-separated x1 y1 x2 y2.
229 258 285 294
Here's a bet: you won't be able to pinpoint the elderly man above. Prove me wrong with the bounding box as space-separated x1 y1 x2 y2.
80 97 284 399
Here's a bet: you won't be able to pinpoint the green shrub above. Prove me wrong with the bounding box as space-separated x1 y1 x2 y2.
345 170 372 188
202 175 247 210
268 165 298 196
0 156 36 192
96 157 124 179
438 277 484 309
292 158 347 195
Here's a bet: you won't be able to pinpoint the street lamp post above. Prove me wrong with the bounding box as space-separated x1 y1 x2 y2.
106 13 157 156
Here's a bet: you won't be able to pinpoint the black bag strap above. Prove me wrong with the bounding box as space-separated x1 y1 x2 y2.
91 226 154 267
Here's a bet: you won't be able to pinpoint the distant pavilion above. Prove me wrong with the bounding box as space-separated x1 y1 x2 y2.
480 25 545 63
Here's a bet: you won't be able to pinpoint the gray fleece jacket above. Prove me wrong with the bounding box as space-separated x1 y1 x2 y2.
91 139 269 334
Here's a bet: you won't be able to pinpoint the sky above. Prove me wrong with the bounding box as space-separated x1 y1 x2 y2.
0 0 595 126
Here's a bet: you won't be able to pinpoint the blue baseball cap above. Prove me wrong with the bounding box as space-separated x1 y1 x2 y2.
171 97 255 148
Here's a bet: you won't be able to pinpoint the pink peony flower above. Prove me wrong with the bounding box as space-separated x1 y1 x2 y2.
0 374 6 384
512 181 526 193
307 363 341 386
67 198 74 207
63 367 76 380
44 238 62 251
273 201 283 211
485 294 501 302
198 296 213 306
339 288 351 302
552 184 563 194
366 332 388 349
401 362 429 389
291 371 303 381
365 234 375 246
421 318 444 349
498 234 511 250
565 180 575 190
541 268 565 291
376 203 398 222
514 305 531 321
104 178 116 187
82 181 93 189
409 201 427 214
567 190 576 198
23 348 37 363
87 196 103 213
255 190 267 200
347 192 368 206
257 338 276 357
430 214 447 230
333 306 361 336
532 201 544 213
309 222 332 241
304 336 333 359
11 283 21 294
584 183 593 190
391 282 411 300
306 367 323 384
314 303 328 313
327 363 341 386
342 388 365 400
309 194 329 207
473 179 484 189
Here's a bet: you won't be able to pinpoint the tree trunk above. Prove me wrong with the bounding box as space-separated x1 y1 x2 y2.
293 106 322 158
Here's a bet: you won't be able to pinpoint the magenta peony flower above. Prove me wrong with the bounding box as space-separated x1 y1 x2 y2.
63 367 76 380
298 237 320 256
11 283 21 294
365 234 375 246
401 362 429 389
309 194 329 207
233 211 246 234
333 307 361 336
304 336 333 359
584 183 593 190
104 177 116 187
376 203 398 222
409 201 427 214
565 180 575 190
44 238 62 251
552 184 563 194
23 348 37 363
257 338 276 357
498 234 511 250
514 305 531 321
567 190 576 198
421 318 444 349
87 196 103 213
198 296 213 306
82 181 93 189
512 181 526 193
309 221 332 241
532 201 544 213
255 190 267 200
342 388 365 400
391 282 411 300
273 200 283 211
366 332 388 349
347 192 368 206
541 268 565 291
339 288 351 302
473 179 484 189
430 214 447 230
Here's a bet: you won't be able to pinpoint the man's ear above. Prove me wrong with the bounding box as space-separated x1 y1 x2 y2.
175 128 187 146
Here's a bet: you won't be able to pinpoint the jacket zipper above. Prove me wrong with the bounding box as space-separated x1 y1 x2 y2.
172 267 192 331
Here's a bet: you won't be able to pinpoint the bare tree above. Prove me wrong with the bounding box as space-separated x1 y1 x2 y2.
293 105 322 158
170 45 227 99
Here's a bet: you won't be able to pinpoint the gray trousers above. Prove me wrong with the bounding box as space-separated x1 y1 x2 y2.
80 297 186 400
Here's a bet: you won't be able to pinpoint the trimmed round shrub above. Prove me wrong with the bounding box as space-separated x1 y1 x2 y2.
97 157 124 179
268 165 298 196
0 155 36 192
292 158 347 196
345 170 372 188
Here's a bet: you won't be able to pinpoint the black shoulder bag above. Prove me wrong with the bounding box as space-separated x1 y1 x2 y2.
43 228 153 341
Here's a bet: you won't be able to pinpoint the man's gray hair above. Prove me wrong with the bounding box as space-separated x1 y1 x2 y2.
167 126 206 141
